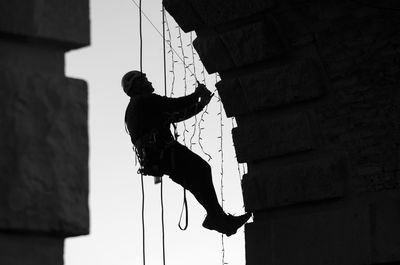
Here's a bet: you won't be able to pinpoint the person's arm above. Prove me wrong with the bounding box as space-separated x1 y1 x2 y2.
160 84 212 123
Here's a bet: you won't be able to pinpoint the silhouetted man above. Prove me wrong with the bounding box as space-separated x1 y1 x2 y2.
123 70 251 236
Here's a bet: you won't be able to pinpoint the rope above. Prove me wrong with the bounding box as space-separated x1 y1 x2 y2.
216 73 226 265
161 5 167 265
139 0 143 72
141 174 146 265
130 0 197 80
160 180 166 265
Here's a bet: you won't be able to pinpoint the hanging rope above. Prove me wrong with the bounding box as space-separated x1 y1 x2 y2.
215 73 226 265
138 1 146 264
161 5 167 265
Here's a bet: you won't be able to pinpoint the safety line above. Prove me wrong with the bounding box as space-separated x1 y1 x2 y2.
160 180 166 265
138 0 146 263
161 5 167 265
139 0 143 72
141 174 146 265
130 0 197 80
215 73 226 265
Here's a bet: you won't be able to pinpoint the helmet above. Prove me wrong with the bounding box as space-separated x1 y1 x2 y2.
121 70 145 96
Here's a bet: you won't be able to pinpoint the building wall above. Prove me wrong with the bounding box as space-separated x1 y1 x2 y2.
0 1 90 264
164 0 400 264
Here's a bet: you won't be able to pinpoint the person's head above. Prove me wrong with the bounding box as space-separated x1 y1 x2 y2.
121 70 154 97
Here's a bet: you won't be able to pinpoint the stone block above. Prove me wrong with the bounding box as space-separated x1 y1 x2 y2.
194 20 285 73
163 0 275 32
0 70 89 236
0 39 64 75
242 152 347 211
0 0 90 49
0 233 64 265
217 53 325 117
163 0 203 32
246 203 371 265
233 111 314 162
371 199 400 263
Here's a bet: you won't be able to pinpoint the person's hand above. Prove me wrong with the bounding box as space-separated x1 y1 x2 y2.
199 92 213 106
195 82 211 97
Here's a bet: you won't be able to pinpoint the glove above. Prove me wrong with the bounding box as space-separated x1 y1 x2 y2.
195 82 211 97
195 82 212 106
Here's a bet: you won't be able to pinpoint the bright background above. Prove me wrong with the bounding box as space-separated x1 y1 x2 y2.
65 0 248 264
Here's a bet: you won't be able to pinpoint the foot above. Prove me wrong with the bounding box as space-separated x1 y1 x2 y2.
202 212 252 236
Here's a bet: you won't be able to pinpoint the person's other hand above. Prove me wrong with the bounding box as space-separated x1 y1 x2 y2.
195 82 211 97
200 92 212 106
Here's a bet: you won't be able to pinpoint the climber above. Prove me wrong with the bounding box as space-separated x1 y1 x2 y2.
123 70 251 236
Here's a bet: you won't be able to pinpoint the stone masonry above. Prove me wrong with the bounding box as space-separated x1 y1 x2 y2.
164 0 400 264
0 1 90 265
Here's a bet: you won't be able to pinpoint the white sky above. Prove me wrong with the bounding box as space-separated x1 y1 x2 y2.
65 1 248 264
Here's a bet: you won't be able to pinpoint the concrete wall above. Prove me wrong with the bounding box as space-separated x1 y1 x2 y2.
164 0 400 264
0 1 90 264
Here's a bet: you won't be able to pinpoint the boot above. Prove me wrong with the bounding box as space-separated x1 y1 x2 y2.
202 212 252 236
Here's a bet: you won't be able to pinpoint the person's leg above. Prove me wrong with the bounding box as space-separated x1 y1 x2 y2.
163 142 224 218
162 141 251 236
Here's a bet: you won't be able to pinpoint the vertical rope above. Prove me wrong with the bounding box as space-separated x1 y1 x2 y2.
215 73 226 265
198 64 212 161
161 5 167 265
160 180 166 265
139 0 143 72
138 1 145 265
141 174 146 265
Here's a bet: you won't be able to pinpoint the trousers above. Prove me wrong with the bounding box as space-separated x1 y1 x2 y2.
161 141 224 217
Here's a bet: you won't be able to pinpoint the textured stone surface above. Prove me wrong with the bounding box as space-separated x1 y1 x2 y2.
315 14 400 195
0 70 89 236
0 0 90 48
371 199 400 263
0 233 64 265
217 48 325 117
194 20 285 73
246 203 371 265
0 39 64 75
242 152 347 211
163 0 275 32
233 111 314 162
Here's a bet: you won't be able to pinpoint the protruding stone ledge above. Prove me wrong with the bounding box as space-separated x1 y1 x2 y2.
242 152 347 211
0 233 64 265
245 203 371 265
371 199 400 264
217 53 325 117
194 19 285 73
163 0 275 32
0 70 89 236
0 0 90 49
0 39 65 75
233 111 314 163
